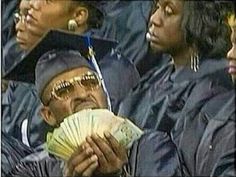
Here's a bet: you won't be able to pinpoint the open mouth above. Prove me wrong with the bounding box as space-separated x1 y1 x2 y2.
74 101 98 113
16 37 27 45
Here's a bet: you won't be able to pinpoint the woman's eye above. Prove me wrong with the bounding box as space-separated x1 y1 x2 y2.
164 5 173 16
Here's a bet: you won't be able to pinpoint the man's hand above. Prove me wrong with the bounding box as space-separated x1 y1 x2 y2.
64 143 98 177
86 132 128 175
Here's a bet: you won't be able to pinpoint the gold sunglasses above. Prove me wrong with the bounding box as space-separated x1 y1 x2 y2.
46 71 101 105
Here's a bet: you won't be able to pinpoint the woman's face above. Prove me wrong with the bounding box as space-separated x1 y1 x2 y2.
24 0 74 49
147 0 185 55
15 0 35 50
227 16 236 82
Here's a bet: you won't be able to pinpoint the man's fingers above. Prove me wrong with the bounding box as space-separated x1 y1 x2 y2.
91 134 118 163
65 143 90 176
82 161 99 177
63 166 73 177
86 136 108 166
104 131 128 162
71 147 94 167
74 155 98 175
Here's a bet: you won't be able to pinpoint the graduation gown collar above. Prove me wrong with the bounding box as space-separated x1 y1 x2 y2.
170 58 228 83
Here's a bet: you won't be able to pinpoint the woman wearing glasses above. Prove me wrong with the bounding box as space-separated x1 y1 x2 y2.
2 0 50 149
14 0 30 50
14 0 46 50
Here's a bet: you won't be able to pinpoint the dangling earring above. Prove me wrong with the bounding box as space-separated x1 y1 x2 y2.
68 19 78 32
190 52 199 72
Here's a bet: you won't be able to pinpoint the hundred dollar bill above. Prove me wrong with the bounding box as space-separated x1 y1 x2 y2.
46 110 143 160
110 118 143 149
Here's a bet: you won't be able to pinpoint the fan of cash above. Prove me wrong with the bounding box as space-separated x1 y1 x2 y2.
46 109 143 160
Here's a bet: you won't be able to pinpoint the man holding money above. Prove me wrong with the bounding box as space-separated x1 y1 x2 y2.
5 30 182 177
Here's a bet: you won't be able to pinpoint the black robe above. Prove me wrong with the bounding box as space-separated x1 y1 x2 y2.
118 57 233 132
172 90 236 176
1 132 34 176
118 57 234 176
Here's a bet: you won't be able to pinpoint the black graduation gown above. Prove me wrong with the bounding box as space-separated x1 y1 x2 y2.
1 81 50 148
1 0 18 46
118 57 233 133
172 90 236 176
7 158 63 177
100 1 169 76
1 132 34 176
99 50 140 113
118 57 234 176
127 130 182 176
99 1 152 66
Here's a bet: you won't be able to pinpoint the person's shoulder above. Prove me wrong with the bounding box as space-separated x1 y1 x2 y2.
101 49 140 82
8 157 64 177
201 89 235 122
1 133 34 177
129 129 182 176
131 61 173 93
102 49 136 69
139 129 172 144
198 58 231 86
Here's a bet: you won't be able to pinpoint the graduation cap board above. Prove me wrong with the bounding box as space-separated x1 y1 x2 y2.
4 29 118 84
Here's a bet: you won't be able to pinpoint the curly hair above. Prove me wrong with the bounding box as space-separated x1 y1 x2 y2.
181 0 233 59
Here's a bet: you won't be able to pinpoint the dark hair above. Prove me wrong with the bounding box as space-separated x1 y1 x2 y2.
72 1 104 29
181 1 233 59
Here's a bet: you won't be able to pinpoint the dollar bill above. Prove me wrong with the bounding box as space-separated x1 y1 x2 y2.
110 118 144 149
46 109 143 160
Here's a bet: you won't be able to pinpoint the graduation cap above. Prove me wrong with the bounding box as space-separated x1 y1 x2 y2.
3 29 117 99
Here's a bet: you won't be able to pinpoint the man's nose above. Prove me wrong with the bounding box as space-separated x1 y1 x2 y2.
227 45 236 61
71 86 90 100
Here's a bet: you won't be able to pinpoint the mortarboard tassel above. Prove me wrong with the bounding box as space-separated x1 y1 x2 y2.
86 36 112 111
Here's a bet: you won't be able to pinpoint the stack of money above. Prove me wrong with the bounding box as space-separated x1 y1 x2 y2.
46 109 143 160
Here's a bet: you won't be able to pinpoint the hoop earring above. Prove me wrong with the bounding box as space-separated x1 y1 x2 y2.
190 52 199 72
68 19 78 32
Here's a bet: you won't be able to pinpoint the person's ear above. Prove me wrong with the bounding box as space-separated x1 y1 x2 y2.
40 106 57 126
73 6 89 27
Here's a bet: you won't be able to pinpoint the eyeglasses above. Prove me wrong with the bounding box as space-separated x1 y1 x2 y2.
14 12 27 24
46 71 101 105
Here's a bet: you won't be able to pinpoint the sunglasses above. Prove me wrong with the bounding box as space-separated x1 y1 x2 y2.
46 71 101 105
